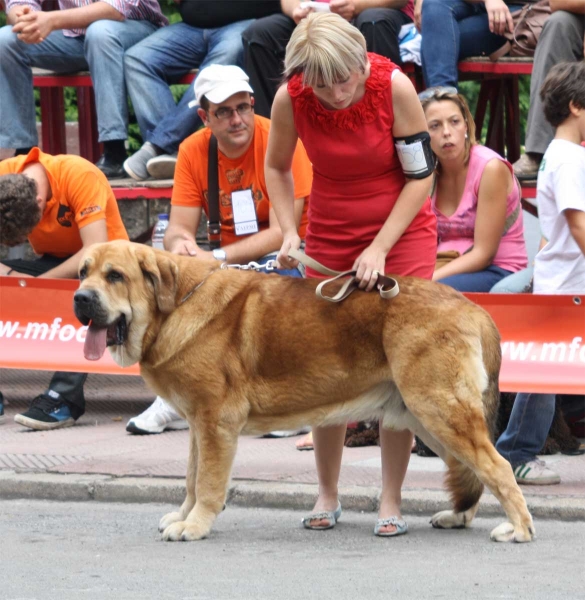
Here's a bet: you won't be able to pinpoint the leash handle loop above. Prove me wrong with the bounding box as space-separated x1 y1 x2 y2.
286 248 399 302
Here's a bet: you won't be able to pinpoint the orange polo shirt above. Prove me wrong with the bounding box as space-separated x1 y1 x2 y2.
172 114 312 247
0 148 128 257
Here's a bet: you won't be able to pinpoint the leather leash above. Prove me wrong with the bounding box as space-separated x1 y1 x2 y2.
287 248 399 303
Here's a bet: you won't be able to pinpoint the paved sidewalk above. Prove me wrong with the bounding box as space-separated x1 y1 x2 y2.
1 369 584 521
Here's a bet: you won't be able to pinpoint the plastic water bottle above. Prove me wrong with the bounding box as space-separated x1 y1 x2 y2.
151 213 169 250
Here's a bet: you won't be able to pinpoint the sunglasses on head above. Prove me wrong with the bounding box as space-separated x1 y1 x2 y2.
418 86 458 102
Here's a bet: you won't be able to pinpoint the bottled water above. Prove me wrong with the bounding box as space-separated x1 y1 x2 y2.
151 213 169 250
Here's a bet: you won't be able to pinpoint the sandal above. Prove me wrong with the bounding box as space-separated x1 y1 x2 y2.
374 516 408 537
296 431 314 451
301 502 342 530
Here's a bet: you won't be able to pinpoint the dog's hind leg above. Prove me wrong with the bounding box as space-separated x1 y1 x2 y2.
403 392 534 543
162 419 240 542
159 425 198 533
430 455 483 529
406 425 482 529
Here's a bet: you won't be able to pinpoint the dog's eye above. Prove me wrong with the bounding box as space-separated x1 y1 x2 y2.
107 270 124 283
79 267 87 280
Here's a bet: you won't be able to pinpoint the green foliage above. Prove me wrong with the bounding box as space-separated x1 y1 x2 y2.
0 12 6 27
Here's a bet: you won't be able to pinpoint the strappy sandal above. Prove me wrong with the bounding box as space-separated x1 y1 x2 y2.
374 516 408 537
301 502 342 530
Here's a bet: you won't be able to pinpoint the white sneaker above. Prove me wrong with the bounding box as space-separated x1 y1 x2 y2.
263 427 311 438
126 396 188 434
513 459 560 485
146 153 177 180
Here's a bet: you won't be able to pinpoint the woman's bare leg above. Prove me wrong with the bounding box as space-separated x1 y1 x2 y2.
378 427 413 533
307 423 347 527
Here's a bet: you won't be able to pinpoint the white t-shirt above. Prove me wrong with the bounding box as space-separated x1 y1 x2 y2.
534 139 585 294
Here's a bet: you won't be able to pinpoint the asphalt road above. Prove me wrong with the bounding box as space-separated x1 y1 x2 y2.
2 499 583 600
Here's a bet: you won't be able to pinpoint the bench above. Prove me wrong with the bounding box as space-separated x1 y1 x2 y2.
32 68 198 165
1 276 583 395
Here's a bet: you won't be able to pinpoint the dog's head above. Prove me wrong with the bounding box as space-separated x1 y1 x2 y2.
73 240 179 367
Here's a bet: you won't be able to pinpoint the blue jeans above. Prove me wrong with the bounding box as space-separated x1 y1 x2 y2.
256 252 303 278
124 20 253 155
490 266 533 293
438 264 513 292
0 20 158 148
420 0 524 87
496 393 556 466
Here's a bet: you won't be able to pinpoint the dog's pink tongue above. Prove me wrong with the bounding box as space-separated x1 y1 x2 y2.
84 322 107 361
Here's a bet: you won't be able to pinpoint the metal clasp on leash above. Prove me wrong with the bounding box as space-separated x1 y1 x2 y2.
220 260 277 272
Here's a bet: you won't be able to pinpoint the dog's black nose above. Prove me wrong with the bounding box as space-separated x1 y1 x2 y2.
74 289 97 307
73 289 99 325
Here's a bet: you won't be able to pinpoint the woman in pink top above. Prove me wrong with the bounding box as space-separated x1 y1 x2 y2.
420 88 528 291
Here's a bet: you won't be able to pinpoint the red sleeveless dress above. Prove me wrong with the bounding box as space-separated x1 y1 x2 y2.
288 53 437 279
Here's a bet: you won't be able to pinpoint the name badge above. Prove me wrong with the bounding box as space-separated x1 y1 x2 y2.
232 189 259 235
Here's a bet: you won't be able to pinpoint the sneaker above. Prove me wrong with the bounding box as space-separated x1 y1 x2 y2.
513 152 542 181
513 459 561 485
126 396 189 434
123 142 159 181
146 153 178 180
0 391 5 424
263 427 311 438
14 391 76 430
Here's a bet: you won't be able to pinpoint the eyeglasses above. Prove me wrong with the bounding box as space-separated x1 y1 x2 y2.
212 103 254 120
418 86 458 102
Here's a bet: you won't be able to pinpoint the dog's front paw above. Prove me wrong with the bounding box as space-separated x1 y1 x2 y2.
490 521 534 543
161 521 209 542
159 511 184 533
430 509 466 529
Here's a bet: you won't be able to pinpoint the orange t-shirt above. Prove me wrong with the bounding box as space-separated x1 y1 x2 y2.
0 148 128 257
171 114 312 247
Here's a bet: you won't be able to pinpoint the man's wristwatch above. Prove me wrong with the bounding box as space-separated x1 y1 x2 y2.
212 248 227 261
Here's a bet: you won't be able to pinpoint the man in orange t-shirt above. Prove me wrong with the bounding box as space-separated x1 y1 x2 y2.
0 149 128 430
125 64 313 437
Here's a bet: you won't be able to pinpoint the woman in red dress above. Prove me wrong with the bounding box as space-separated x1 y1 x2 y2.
266 12 437 536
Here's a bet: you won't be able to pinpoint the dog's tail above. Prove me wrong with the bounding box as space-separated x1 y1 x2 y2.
445 456 484 513
480 315 502 441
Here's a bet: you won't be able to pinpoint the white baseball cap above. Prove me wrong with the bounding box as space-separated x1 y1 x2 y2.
194 65 254 105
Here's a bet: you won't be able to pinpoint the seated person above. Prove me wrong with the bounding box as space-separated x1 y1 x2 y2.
513 0 585 180
123 0 281 181
420 87 528 292
126 64 312 434
418 0 523 88
242 0 415 118
0 0 167 178
0 149 129 429
497 61 585 484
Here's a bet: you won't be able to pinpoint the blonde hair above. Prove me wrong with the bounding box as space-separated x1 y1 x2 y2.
284 12 368 88
421 90 477 167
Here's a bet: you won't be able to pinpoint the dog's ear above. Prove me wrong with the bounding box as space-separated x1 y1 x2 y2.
137 247 179 314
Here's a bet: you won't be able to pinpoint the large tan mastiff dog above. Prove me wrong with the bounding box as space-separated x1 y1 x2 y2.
74 240 534 543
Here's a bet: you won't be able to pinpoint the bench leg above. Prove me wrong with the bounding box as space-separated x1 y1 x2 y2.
39 88 66 155
77 86 102 163
504 77 521 164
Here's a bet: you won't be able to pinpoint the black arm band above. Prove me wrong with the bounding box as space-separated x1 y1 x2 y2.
394 131 435 179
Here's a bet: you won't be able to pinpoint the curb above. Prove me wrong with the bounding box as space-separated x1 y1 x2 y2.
1 471 584 521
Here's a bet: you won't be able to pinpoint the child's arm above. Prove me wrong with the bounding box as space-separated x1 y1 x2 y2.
565 209 585 256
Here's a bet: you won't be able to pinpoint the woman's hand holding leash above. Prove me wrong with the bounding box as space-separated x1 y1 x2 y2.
277 234 302 269
352 244 387 292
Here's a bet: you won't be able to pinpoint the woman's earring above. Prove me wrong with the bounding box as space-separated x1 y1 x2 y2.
465 133 468 139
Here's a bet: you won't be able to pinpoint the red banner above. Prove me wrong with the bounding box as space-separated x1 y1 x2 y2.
0 276 583 393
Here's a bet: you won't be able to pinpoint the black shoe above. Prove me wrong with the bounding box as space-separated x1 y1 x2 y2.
95 154 126 179
0 392 5 424
14 392 76 430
